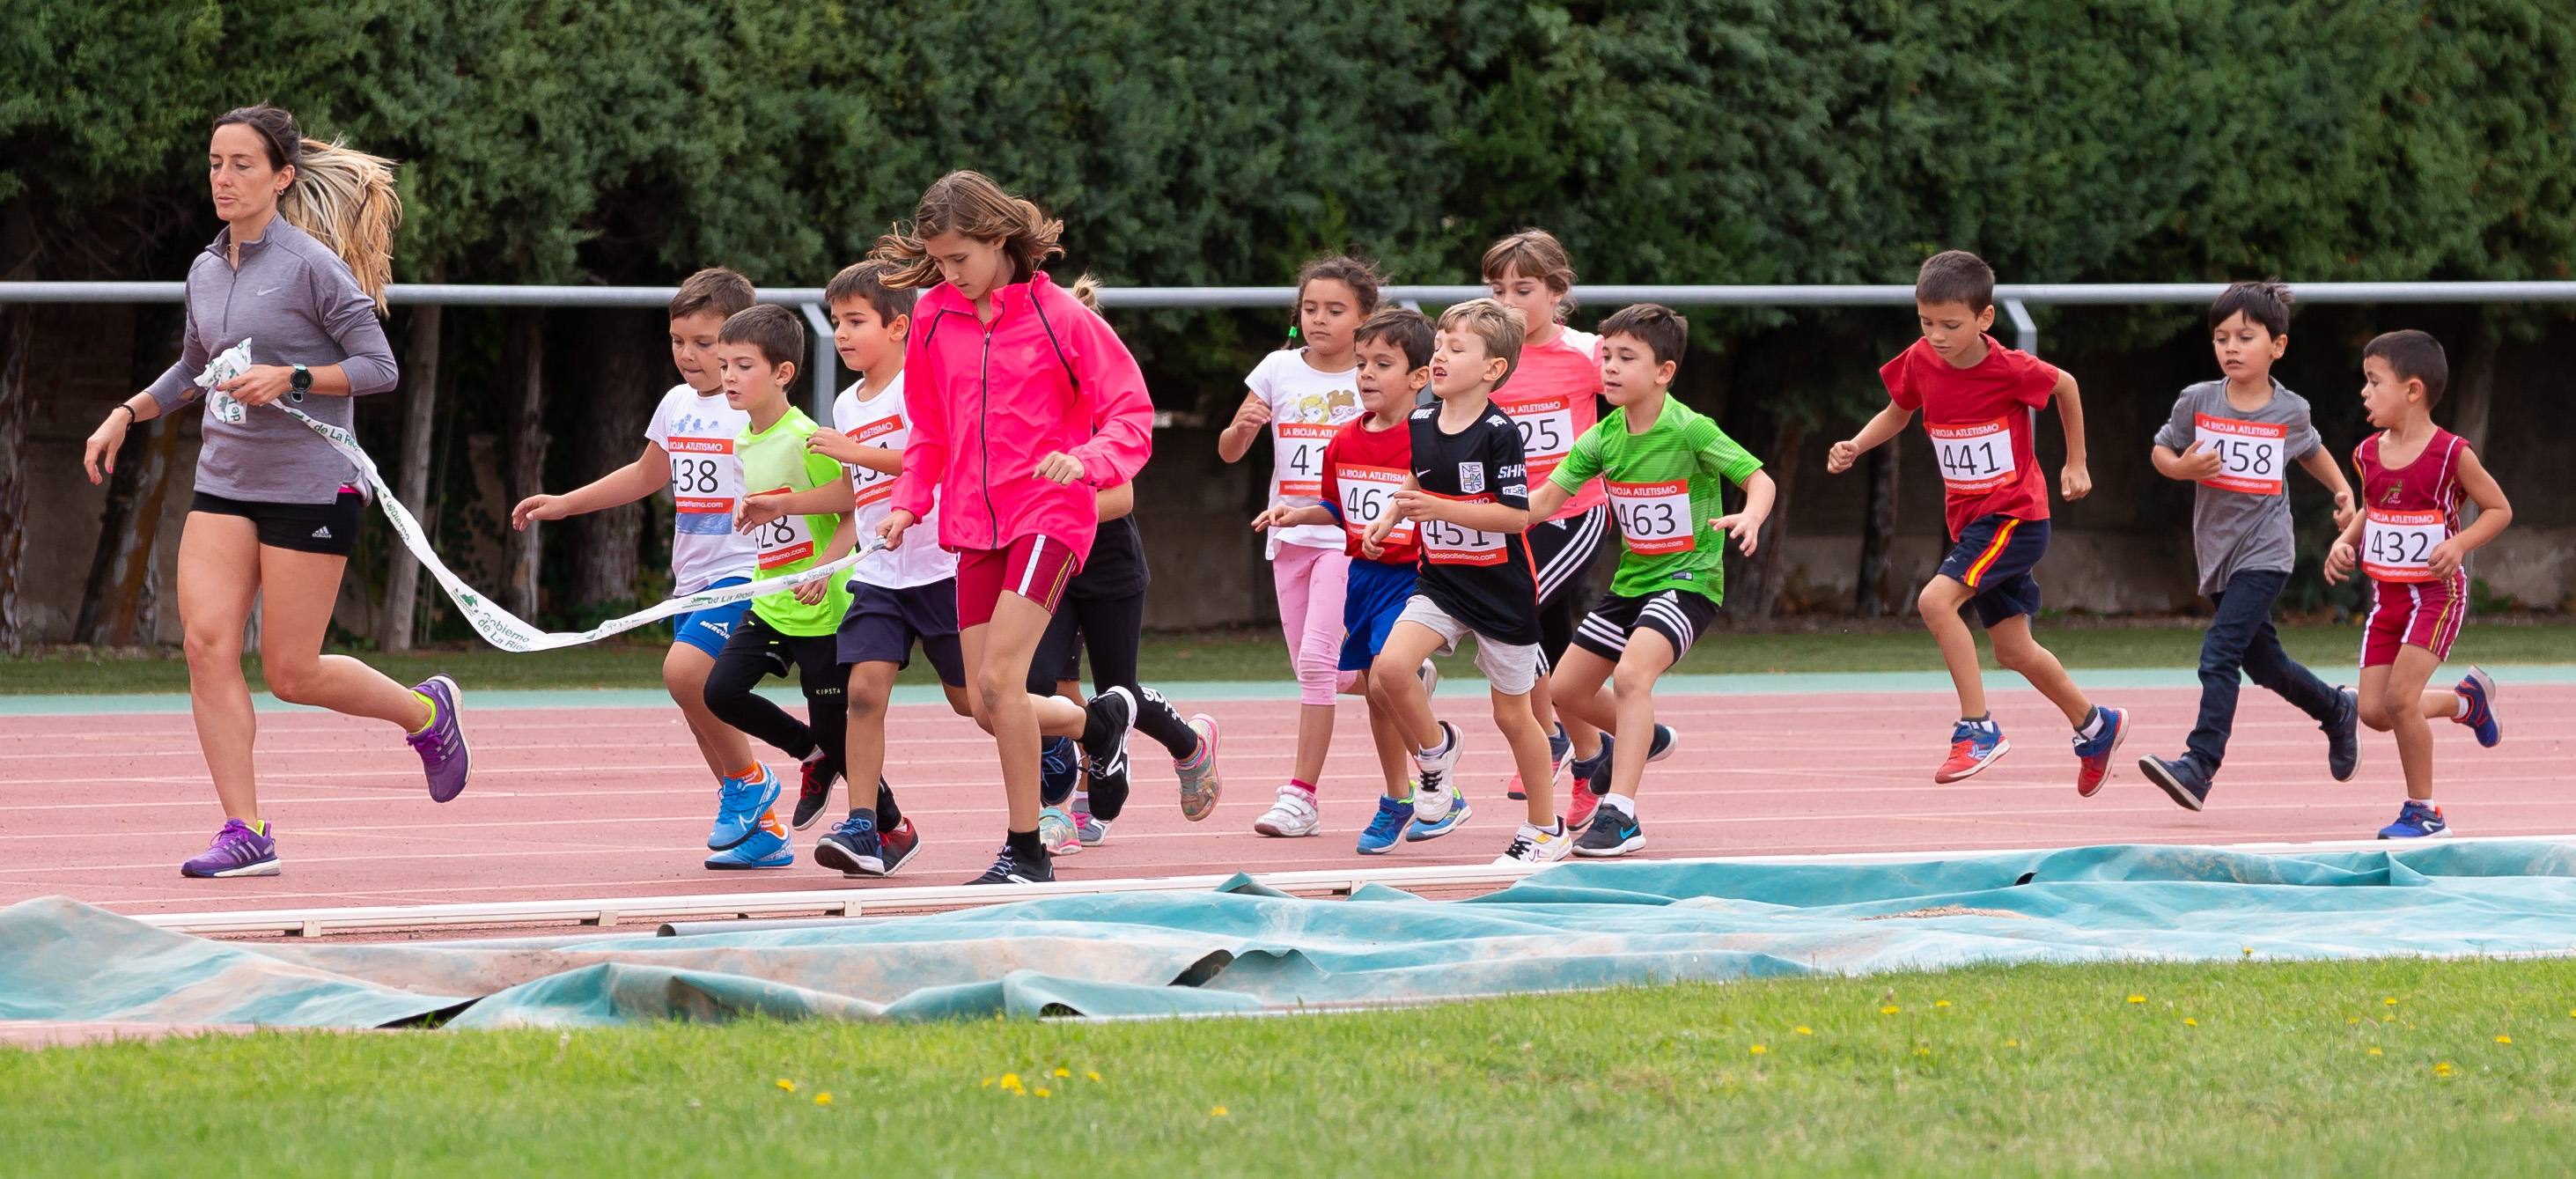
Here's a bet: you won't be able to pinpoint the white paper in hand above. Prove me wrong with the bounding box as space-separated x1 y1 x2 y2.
195 338 254 425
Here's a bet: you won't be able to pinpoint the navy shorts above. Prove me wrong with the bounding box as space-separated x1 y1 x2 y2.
835 578 966 687
1937 515 2050 628
671 576 753 658
1338 558 1420 673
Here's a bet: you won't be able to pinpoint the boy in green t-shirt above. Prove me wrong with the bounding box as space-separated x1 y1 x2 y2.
1525 303 1775 858
696 305 858 869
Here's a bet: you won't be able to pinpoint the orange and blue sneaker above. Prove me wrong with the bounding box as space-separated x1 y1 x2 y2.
2072 706 2129 798
1933 719 2009 784
705 809 792 869
2378 800 2449 839
710 763 783 851
2452 667 2501 748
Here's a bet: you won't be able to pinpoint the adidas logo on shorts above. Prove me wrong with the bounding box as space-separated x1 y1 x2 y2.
311 527 333 540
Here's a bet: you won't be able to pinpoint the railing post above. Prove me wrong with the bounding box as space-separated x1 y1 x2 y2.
799 304 838 420
2002 298 2039 356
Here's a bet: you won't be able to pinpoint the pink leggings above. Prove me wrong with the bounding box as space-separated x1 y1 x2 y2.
1273 543 1351 706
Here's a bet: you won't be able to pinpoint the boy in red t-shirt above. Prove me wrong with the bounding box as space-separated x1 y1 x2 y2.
1828 251 2131 794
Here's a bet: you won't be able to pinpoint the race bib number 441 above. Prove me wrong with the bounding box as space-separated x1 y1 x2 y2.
1608 479 1694 556
1927 417 2018 494
666 436 735 516
2363 508 2447 583
2192 414 2286 496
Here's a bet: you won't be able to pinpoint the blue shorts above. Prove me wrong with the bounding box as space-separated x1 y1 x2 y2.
1937 515 2050 628
1338 559 1420 673
672 577 754 659
836 578 967 688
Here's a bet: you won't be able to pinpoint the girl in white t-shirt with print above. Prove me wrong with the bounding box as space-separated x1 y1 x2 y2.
1216 255 1380 836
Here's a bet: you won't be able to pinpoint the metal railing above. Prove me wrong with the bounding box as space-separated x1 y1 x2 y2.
15 279 2576 418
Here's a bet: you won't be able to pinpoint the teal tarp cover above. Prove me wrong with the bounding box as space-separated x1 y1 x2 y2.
4 842 2573 1030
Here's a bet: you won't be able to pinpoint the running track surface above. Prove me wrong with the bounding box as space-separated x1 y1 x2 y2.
5 681 2572 920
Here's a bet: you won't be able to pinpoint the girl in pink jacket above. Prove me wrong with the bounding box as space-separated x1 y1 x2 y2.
874 171 1210 884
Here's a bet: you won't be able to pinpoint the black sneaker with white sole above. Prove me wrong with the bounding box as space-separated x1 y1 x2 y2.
967 841 1055 885
1079 686 1137 807
2325 686 2360 783
2138 755 2212 812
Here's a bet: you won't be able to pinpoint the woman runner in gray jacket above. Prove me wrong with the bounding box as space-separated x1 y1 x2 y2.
80 105 470 880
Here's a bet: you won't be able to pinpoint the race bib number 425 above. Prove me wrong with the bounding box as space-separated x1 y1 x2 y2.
1927 417 2018 494
666 436 735 516
2362 508 2447 583
1505 395 1575 475
1608 479 1694 556
2192 414 2286 496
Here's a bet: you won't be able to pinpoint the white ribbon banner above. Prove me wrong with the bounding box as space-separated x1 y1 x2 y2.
196 339 865 653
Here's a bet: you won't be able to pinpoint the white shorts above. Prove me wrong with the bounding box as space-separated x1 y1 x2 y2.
1394 594 1544 696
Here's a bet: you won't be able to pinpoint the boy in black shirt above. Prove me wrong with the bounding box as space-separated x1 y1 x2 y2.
1365 298 1566 865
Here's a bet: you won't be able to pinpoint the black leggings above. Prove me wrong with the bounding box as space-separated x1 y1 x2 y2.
1027 591 1197 822
703 615 899 827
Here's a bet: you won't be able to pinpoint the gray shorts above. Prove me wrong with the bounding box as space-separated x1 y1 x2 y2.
1394 594 1544 696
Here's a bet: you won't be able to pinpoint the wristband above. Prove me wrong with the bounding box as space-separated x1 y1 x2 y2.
112 404 137 424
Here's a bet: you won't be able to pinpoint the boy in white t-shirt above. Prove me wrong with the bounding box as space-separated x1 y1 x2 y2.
1215 255 1376 836
737 262 965 878
512 269 782 862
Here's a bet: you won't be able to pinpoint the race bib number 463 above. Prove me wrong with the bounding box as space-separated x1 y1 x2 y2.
1927 417 2017 494
2362 508 2447 583
2192 414 2286 496
1608 479 1694 556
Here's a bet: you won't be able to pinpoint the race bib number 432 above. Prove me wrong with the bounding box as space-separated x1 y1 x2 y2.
2362 508 2447 583
2192 414 2286 496
1926 417 2018 494
1608 479 1694 556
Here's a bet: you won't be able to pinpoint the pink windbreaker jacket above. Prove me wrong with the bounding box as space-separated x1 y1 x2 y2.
889 270 1155 561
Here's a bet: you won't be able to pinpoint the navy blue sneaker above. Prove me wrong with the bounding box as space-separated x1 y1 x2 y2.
2325 686 2360 783
814 813 880 875
2138 755 2212 812
1573 802 1644 858
1356 794 1417 855
2453 667 2500 748
1040 736 1083 807
1645 723 1678 762
2378 800 2450 839
2072 706 2130 798
1935 719 2010 783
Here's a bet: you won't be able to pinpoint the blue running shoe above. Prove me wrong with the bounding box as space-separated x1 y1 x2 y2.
2453 667 2500 748
710 763 783 851
406 674 470 803
1934 719 2010 784
706 811 793 869
180 818 280 878
2378 800 2450 840
1404 792 1472 842
2072 706 2129 798
1040 736 1083 807
1357 794 1417 855
1573 802 1644 858
1646 723 1679 762
813 813 880 875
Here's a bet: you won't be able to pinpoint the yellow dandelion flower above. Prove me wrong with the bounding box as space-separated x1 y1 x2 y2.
2127 995 2145 1005
1210 1105 1230 1117
2241 947 2254 955
1936 999 1952 1009
2496 1035 2513 1044
814 1093 833 1107
1054 1067 1071 1079
2367 1047 2383 1057
981 1077 995 1088
1748 1044 1767 1056
2184 1018 2198 1028
1086 1071 1102 1082
2384 997 2398 1006
1881 1005 1901 1015
1794 1026 1813 1035
2434 1062 2455 1078
2004 1038 2020 1048
776 1079 796 1094
2348 1017 2361 1026
1036 1088 1052 1098
1914 1046 1932 1057
999 1073 1025 1094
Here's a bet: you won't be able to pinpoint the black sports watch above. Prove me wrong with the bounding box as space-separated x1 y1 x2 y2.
291 363 312 402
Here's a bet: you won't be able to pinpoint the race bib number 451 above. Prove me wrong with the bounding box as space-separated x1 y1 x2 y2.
1927 417 2017 494
843 416 904 507
2363 508 2447 583
1608 479 1694 556
2192 414 2286 496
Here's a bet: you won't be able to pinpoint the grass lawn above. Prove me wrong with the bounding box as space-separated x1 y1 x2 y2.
4 954 2572 1174
8 619 2576 696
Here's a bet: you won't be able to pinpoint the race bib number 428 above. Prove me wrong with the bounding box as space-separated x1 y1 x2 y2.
1926 417 2017 494
750 486 815 570
2192 414 2287 496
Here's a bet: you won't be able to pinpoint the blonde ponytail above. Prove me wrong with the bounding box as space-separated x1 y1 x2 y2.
280 138 401 315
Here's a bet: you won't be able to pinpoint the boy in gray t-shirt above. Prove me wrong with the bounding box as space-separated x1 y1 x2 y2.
2137 281 2363 809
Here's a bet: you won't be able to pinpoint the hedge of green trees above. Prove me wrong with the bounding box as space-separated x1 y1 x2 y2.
4 1 2571 645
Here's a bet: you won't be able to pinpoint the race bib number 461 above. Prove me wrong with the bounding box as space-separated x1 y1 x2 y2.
2363 508 2447 583
2192 414 2286 496
1927 417 2017 494
1608 479 1694 556
1336 465 1415 546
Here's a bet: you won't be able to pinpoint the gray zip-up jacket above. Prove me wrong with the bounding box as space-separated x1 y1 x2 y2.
144 220 399 503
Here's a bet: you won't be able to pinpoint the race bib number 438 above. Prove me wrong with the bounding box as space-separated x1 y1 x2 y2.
2192 414 2286 496
1927 417 2017 494
666 436 736 516
2363 508 2447 583
1608 479 1694 556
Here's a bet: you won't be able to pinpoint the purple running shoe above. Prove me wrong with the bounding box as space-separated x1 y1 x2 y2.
180 819 279 878
407 674 471 802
